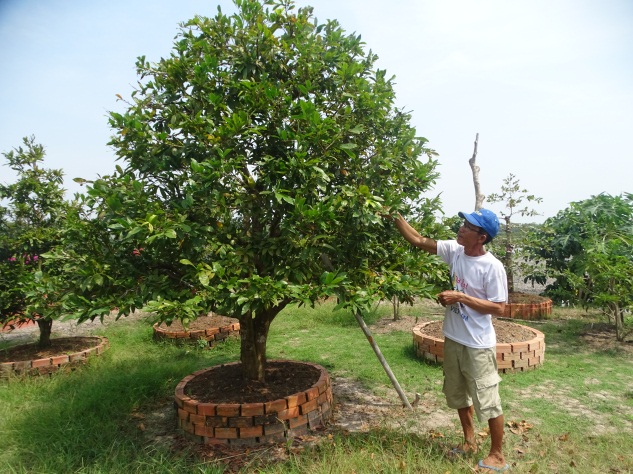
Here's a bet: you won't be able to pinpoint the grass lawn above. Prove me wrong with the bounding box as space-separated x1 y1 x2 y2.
1 300 631 473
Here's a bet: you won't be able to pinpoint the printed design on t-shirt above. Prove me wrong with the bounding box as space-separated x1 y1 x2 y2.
450 268 469 322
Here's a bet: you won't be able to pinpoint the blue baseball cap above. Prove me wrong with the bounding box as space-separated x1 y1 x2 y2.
458 209 500 238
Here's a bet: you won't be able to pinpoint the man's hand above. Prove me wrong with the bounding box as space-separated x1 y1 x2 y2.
437 290 463 307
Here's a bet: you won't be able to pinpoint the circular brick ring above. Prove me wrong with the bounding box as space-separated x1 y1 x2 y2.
0 336 109 377
174 360 333 446
412 321 545 373
153 319 240 346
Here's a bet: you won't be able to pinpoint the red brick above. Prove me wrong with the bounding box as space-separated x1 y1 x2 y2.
241 403 265 416
31 358 52 368
497 360 512 369
431 340 444 355
254 414 280 425
288 414 309 429
299 398 318 415
189 413 206 425
496 344 512 354
239 426 263 438
205 416 228 428
51 355 69 366
215 427 238 439
228 416 254 428
317 373 330 390
277 406 300 420
417 343 431 354
184 399 198 414
286 392 307 408
527 340 541 351
177 408 190 422
216 404 240 417
511 341 529 352
287 424 309 437
204 437 228 446
305 387 319 401
205 328 220 336
263 422 287 436
265 398 287 414
197 403 217 416
194 424 214 437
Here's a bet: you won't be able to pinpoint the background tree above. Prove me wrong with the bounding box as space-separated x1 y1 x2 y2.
0 136 73 348
486 173 542 293
60 0 441 382
525 193 633 341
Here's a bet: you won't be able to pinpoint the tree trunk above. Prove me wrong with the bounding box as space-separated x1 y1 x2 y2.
392 296 400 321
613 302 624 342
504 215 514 293
238 304 287 382
36 318 53 349
468 133 485 211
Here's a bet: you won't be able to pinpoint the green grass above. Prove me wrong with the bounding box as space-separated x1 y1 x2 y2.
1 301 632 473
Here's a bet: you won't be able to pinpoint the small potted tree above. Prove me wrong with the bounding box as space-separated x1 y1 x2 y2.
487 173 551 319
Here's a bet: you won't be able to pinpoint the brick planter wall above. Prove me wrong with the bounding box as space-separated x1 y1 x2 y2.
174 360 333 446
153 320 240 346
0 336 109 377
412 322 545 374
503 297 552 320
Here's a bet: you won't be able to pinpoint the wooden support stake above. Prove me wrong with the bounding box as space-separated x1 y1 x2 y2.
353 311 413 410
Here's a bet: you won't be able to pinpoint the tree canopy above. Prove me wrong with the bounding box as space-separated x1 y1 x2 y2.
526 193 633 340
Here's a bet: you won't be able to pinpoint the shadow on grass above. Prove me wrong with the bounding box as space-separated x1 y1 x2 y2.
270 427 468 474
2 332 239 474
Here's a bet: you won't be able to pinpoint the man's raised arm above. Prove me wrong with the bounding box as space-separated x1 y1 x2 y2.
393 213 438 254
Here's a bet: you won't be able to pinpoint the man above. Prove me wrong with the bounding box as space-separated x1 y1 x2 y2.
393 208 509 472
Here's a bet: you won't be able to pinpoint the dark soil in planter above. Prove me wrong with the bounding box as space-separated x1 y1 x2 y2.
0 336 99 362
184 360 321 404
417 319 536 343
508 292 549 304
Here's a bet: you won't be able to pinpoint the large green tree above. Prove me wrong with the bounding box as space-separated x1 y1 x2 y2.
525 193 633 341
65 0 441 381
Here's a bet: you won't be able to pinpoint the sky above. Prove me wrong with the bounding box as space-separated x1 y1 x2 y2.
1 0 632 223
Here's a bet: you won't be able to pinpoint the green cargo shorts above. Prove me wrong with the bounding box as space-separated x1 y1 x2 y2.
442 337 503 422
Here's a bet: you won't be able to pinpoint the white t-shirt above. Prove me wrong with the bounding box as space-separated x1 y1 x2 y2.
436 240 508 349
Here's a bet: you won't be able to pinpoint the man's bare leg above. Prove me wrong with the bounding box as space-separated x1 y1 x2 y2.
477 414 507 470
457 405 478 453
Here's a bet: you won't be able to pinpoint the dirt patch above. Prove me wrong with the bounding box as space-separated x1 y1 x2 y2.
580 322 633 355
508 292 550 304
414 319 538 344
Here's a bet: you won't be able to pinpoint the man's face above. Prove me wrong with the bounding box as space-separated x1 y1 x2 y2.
457 220 485 246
